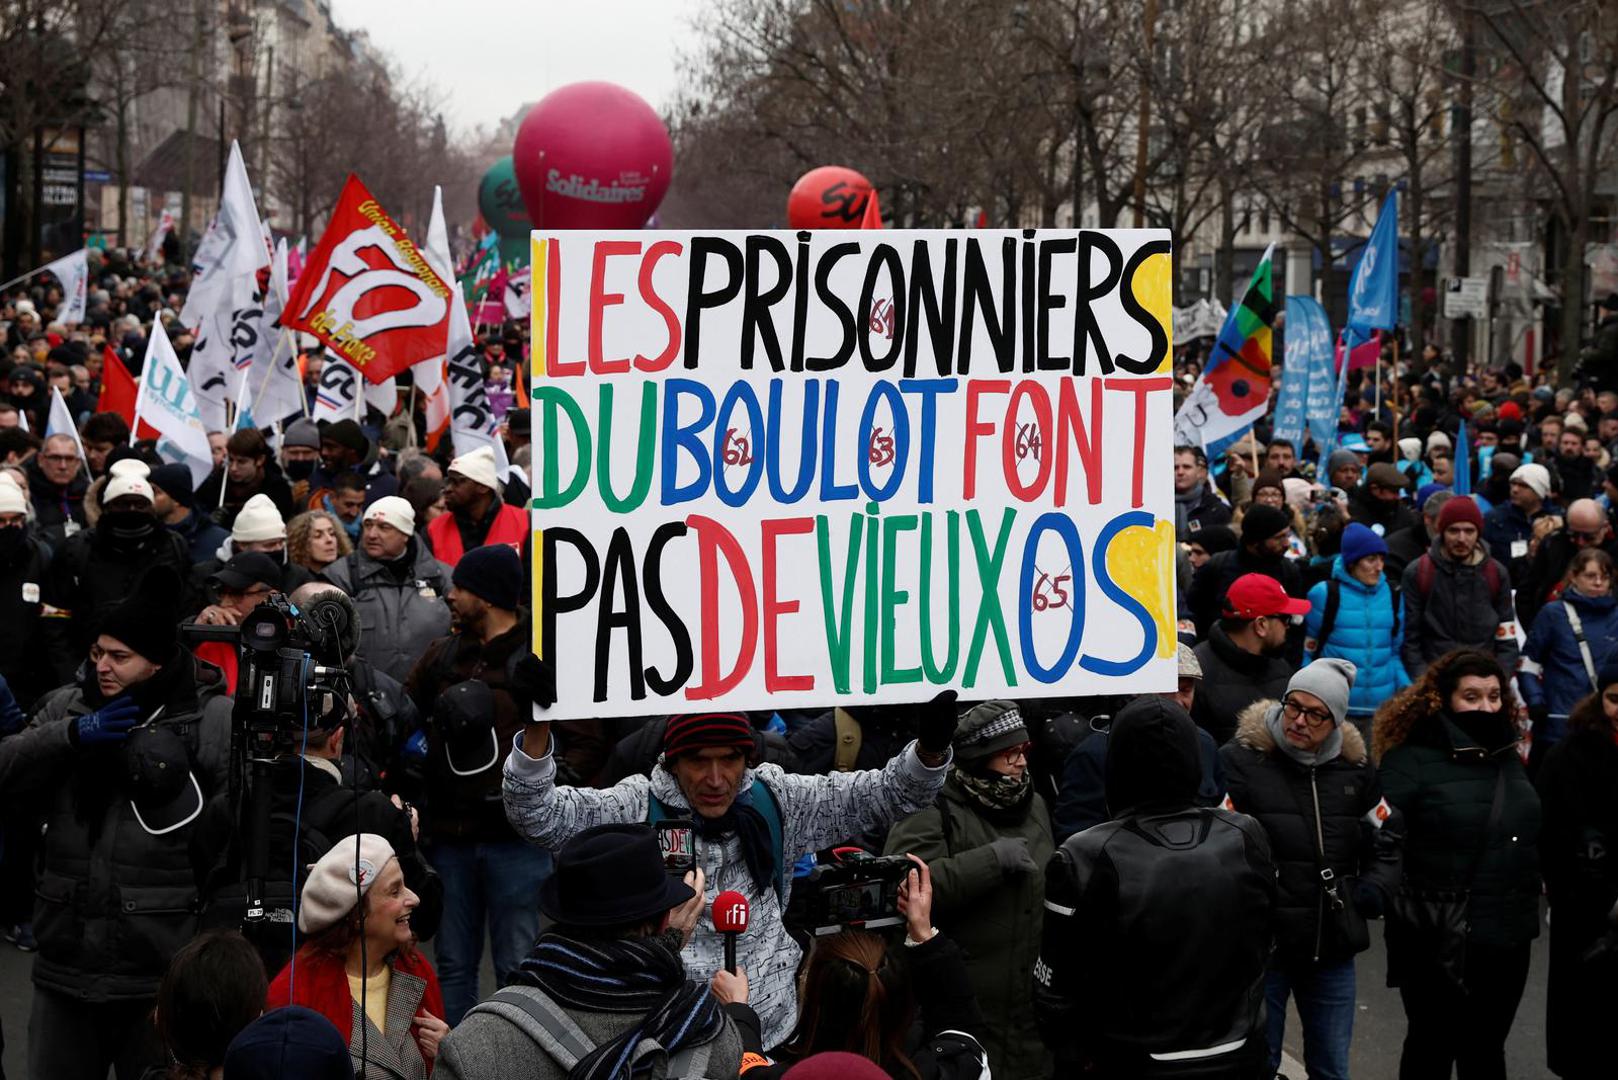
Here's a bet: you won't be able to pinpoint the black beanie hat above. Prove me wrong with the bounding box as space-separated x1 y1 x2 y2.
451 544 523 611
1241 504 1292 545
149 463 194 506
98 565 181 663
320 419 369 457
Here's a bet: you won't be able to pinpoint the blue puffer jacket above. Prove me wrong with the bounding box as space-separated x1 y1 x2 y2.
1304 556 1410 714
1520 588 1618 742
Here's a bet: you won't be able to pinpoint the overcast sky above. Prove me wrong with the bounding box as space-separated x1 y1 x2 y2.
334 0 705 136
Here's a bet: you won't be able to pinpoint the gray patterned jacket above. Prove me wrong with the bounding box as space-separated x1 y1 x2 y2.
502 735 950 1048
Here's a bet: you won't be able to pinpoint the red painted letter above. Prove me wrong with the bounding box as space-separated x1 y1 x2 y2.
635 240 685 372
1104 377 1173 508
588 240 641 374
761 517 815 691
963 380 1009 499
684 514 759 700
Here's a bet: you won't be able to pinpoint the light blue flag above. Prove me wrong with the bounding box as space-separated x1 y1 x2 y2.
1283 297 1337 455
1454 420 1471 496
1274 297 1315 449
1347 190 1400 337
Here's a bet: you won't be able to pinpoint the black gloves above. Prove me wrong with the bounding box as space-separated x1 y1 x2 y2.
1528 703 1550 731
508 654 555 711
916 690 960 756
1352 879 1387 919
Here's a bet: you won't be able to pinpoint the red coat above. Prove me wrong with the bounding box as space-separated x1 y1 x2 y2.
267 943 445 1075
426 502 526 568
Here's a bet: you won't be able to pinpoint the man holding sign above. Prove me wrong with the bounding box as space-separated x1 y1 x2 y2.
502 694 957 1050
514 225 1177 1049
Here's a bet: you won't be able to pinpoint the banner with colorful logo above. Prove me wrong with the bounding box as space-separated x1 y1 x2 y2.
281 174 454 385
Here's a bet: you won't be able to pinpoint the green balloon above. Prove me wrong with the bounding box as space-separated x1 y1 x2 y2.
478 156 532 238
498 232 529 272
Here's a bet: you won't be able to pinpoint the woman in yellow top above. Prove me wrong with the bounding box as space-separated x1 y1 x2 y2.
267 834 449 1078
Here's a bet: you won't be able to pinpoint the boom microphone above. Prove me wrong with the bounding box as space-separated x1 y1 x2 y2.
711 890 749 974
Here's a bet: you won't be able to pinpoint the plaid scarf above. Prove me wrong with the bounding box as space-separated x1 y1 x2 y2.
512 929 724 1080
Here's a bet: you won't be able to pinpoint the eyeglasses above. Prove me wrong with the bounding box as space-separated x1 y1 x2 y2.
1570 529 1604 544
40 453 77 465
1282 697 1334 729
997 742 1031 762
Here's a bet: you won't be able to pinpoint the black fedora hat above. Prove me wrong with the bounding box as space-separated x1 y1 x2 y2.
538 823 695 927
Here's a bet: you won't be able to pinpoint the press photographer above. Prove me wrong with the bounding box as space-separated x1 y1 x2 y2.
0 566 232 1080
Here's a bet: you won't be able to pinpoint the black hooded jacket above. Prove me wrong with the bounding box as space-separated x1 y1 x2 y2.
1035 698 1276 1075
42 515 195 686
1191 623 1295 746
0 649 232 1001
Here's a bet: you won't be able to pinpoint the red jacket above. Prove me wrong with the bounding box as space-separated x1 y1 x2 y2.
426 502 526 568
267 942 444 1074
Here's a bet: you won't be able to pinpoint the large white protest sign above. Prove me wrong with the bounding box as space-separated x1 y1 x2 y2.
530 229 1178 719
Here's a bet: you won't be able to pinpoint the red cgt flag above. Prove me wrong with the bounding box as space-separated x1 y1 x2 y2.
281 174 454 384
97 344 157 439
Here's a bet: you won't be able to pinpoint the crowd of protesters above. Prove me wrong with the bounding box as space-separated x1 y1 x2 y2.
0 243 1614 1080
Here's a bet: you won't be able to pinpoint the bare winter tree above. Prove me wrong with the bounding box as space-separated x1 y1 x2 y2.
1464 0 1618 379
1368 0 1460 354
1253 0 1388 318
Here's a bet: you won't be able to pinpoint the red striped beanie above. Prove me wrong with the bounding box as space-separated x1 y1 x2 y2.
663 712 756 758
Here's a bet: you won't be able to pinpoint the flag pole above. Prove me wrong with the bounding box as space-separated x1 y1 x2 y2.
249 328 291 415
129 343 149 445
1374 347 1382 423
1391 336 1402 441
0 264 52 295
405 382 418 449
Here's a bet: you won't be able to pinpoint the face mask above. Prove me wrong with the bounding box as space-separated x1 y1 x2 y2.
100 509 156 544
0 525 24 557
283 459 315 482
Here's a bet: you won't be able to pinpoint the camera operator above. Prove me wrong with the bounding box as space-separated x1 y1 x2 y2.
503 691 959 1050
191 608 439 977
288 581 423 791
0 566 231 1080
711 855 988 1080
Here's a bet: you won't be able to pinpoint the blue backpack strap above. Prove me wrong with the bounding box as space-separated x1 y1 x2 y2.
647 782 788 901
749 778 787 901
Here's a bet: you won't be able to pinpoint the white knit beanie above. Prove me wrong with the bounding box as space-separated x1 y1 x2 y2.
232 493 285 543
298 833 397 934
0 473 26 516
448 445 500 491
364 495 415 536
104 459 154 506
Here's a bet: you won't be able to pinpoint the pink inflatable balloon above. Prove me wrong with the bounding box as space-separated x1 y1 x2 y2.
513 82 673 230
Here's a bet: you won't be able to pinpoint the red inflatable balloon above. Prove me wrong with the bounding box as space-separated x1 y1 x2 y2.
513 82 672 230
788 166 874 229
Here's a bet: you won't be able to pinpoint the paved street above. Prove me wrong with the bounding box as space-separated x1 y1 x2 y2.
0 909 1553 1079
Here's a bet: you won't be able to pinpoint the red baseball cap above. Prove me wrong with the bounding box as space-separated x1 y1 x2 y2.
1222 573 1311 620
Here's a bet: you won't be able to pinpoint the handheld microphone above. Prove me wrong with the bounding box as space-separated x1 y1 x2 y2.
711 890 750 974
